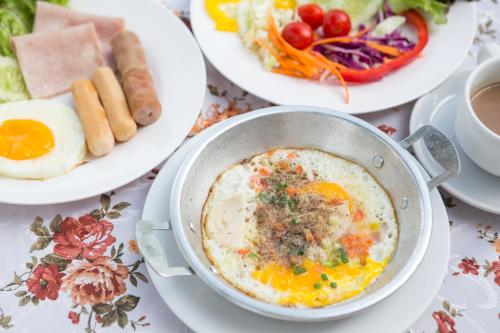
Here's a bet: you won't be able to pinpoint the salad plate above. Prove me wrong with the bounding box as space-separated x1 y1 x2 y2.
191 0 476 114
0 0 206 205
141 116 450 333
411 69 500 215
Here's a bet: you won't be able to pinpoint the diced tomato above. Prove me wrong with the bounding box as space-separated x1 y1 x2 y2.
304 229 314 243
353 209 364 222
287 152 298 159
278 160 290 171
340 234 373 263
237 248 251 256
249 175 264 191
258 167 272 176
286 186 298 196
295 165 304 174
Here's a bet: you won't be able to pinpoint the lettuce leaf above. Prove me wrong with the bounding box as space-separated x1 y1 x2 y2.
387 0 450 24
0 0 70 57
0 8 28 57
0 56 29 103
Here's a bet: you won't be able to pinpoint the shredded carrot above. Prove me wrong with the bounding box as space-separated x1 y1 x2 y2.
353 27 371 38
272 68 307 78
287 152 298 159
365 42 402 56
308 36 401 57
266 15 349 103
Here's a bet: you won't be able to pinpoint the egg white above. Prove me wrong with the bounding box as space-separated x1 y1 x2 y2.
202 148 398 307
0 99 86 179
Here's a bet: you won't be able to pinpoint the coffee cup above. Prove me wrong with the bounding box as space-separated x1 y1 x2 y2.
455 42 500 177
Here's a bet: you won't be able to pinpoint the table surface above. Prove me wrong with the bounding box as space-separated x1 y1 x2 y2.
1 1 499 332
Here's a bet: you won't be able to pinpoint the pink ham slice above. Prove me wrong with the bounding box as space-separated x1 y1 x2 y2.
34 2 125 65
12 23 104 99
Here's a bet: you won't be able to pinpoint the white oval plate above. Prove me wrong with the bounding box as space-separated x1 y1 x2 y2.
0 0 206 205
142 119 450 333
191 1 475 114
411 69 500 215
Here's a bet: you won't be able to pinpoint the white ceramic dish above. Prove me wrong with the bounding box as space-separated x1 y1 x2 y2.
0 0 206 205
411 69 500 215
190 1 476 114
141 119 450 333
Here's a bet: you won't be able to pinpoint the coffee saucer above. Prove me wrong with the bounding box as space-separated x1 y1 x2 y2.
410 69 500 214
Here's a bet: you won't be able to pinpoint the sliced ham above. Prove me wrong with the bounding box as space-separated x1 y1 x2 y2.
12 23 104 99
34 2 124 65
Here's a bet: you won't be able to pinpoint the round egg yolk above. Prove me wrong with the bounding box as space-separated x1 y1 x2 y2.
251 259 384 307
298 182 352 210
0 119 55 160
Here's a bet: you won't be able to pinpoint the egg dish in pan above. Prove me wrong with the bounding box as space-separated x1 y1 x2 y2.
201 148 398 308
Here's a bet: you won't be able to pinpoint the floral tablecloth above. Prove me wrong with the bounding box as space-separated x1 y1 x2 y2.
1 1 499 332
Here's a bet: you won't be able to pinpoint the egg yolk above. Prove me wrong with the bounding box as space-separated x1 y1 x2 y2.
252 259 384 307
0 119 54 161
298 182 352 210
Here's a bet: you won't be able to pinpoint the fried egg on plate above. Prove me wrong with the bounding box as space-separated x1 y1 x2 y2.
202 148 398 308
0 99 86 179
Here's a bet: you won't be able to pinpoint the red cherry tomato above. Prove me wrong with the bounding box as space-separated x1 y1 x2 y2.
281 22 314 50
298 4 324 30
323 9 351 38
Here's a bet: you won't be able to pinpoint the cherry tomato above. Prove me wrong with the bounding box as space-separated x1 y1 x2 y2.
281 22 314 50
323 9 351 38
298 4 324 30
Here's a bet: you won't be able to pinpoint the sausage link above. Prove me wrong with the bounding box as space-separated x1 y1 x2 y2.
122 68 161 126
92 67 137 141
71 80 115 156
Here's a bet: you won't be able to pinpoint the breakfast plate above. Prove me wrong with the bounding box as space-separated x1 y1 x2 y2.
141 117 450 332
0 0 206 205
411 69 500 215
191 1 475 114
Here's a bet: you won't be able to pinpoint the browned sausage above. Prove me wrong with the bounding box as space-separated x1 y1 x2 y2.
111 31 147 76
111 30 161 126
122 68 162 126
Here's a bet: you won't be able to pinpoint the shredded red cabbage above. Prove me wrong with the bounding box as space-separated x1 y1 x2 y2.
317 4 415 70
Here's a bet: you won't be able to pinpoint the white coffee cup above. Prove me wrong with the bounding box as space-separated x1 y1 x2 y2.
455 42 500 177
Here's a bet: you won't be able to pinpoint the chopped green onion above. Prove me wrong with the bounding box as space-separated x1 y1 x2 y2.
276 194 288 208
287 197 298 211
292 265 307 275
249 253 258 259
313 283 321 289
339 247 349 263
274 181 288 192
330 282 337 288
321 273 328 281
291 217 300 225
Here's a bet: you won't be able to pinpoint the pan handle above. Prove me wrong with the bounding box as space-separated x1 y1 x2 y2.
136 219 194 278
400 125 460 190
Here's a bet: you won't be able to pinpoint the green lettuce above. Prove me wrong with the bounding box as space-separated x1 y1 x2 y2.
387 0 450 24
0 0 70 57
0 56 29 103
0 8 28 57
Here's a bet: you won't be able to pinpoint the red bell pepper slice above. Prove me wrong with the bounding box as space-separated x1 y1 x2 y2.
339 10 429 83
